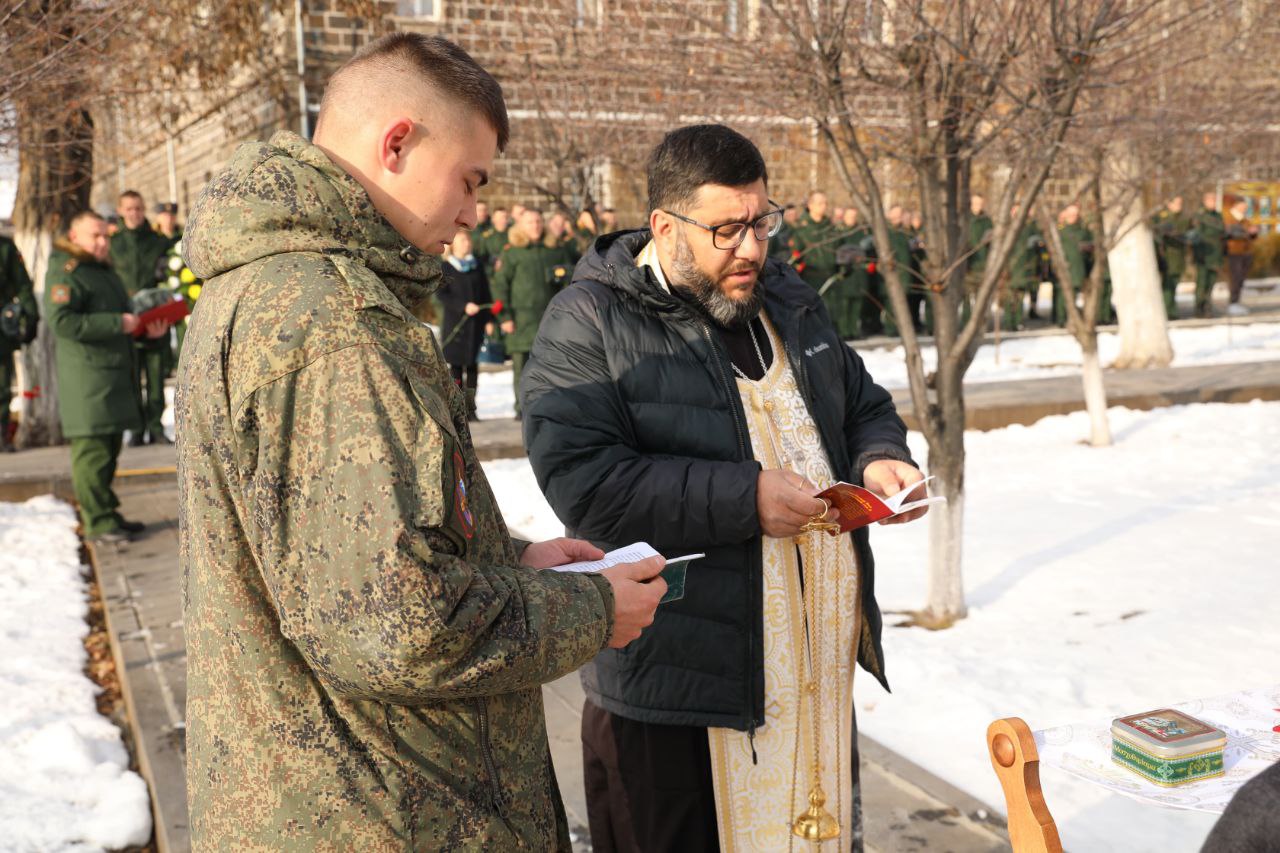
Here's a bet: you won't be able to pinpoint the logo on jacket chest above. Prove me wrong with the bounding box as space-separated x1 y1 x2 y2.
804 342 831 358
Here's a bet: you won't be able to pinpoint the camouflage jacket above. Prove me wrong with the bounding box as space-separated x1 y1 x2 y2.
178 130 614 851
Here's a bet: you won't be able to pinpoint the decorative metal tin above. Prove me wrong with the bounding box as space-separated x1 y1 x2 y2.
1111 709 1226 787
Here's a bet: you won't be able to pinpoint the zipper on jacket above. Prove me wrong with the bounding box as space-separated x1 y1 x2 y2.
474 698 525 847
696 317 762 737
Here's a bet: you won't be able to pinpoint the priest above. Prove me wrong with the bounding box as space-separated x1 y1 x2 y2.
522 124 927 852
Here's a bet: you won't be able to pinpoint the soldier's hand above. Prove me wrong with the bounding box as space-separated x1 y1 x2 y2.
144 320 168 339
601 556 667 648
520 537 604 569
500 320 515 335
121 313 140 335
863 459 928 525
757 468 836 538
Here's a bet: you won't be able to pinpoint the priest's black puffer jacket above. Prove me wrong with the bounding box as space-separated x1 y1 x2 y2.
521 229 912 733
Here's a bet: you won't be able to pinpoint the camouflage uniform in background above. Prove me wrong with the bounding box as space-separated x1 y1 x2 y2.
178 130 615 851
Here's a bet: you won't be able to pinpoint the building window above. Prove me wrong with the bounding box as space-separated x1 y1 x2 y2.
397 0 441 20
575 0 603 28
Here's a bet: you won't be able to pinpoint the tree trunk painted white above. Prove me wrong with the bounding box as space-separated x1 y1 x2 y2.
1105 143 1173 369
1080 343 1112 447
924 476 967 627
13 228 62 448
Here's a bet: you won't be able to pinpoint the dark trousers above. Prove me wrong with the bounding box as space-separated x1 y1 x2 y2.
70 434 123 535
1161 271 1181 320
138 343 168 437
582 701 720 853
1 349 14 443
511 351 528 416
449 363 479 418
1196 264 1219 316
1226 255 1251 304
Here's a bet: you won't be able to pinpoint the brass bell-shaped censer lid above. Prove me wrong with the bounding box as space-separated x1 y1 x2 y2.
791 783 840 841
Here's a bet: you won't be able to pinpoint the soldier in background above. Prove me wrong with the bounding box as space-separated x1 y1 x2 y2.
1005 205 1041 331
574 208 599 256
177 33 665 850
834 206 872 339
768 202 796 261
965 194 993 323
1153 196 1190 320
474 199 490 231
546 209 581 262
1192 191 1226 318
790 192 841 325
490 208 576 418
46 211 168 543
1057 203 1092 327
599 207 619 233
110 190 174 445
476 205 511 275
881 204 914 336
153 202 182 242
1 233 38 452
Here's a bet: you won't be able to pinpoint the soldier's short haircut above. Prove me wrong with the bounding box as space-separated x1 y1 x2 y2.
118 189 143 202
647 125 768 214
319 33 509 151
68 210 105 231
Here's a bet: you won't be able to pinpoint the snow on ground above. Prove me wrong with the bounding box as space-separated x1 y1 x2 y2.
459 323 1280 420
858 321 1280 390
0 497 152 852
482 400 1280 852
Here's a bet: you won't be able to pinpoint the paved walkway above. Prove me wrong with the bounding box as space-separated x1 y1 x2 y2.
67 475 1009 852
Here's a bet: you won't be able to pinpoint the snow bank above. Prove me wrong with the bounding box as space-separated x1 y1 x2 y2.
0 497 152 852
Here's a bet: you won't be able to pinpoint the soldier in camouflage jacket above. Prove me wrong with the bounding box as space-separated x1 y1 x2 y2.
177 37 666 849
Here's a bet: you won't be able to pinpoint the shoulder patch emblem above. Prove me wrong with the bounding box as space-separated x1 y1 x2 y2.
453 449 475 540
63 259 79 273
50 283 72 304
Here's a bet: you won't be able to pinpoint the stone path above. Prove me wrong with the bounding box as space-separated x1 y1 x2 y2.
68 476 1009 852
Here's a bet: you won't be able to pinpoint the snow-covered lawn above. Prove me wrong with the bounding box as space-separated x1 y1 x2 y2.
858 321 1280 389
482 399 1280 852
0 497 153 853
464 323 1280 421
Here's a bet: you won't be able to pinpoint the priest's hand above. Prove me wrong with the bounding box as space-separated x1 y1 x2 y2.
601 556 667 648
520 537 605 569
757 468 839 538
863 459 928 525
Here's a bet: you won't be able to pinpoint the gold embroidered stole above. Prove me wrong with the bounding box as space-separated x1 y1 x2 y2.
708 316 862 851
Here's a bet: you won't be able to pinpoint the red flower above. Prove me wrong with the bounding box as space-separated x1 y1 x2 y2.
490 300 504 314
866 262 877 275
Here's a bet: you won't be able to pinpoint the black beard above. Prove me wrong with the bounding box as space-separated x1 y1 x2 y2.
669 231 764 329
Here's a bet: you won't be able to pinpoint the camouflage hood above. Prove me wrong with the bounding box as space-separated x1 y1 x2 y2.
184 130 441 313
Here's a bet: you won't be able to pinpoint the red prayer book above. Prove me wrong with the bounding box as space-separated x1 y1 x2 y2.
816 476 943 533
131 298 190 337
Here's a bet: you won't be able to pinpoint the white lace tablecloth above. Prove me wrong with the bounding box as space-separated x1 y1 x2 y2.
1033 684 1280 813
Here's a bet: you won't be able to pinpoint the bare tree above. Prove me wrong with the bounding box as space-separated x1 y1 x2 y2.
743 0 1196 626
1 0 370 444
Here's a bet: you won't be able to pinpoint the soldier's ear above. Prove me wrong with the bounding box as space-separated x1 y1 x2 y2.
379 118 417 173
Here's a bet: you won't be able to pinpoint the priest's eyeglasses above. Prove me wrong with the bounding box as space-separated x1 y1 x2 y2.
663 202 785 250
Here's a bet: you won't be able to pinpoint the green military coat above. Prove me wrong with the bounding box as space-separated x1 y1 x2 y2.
968 214 993 275
789 212 839 288
1059 221 1094 287
1009 222 1043 290
1 235 38 355
179 131 613 851
1193 207 1226 269
109 220 172 295
1153 209 1190 278
490 237 575 354
43 241 141 437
